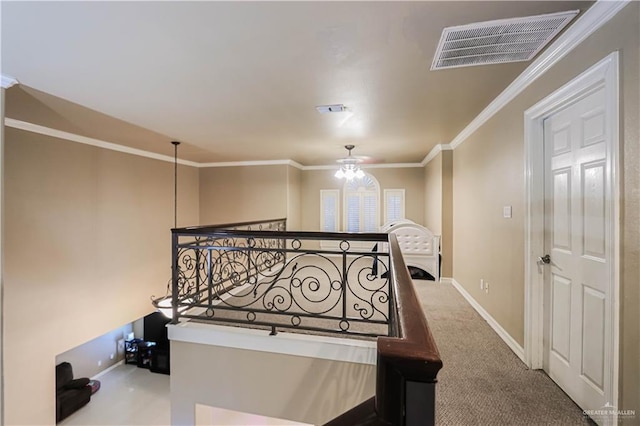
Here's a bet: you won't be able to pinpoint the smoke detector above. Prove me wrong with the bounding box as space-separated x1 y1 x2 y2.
431 10 579 70
316 104 347 113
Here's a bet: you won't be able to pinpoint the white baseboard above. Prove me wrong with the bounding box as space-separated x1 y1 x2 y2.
449 278 526 363
439 277 453 285
92 359 125 379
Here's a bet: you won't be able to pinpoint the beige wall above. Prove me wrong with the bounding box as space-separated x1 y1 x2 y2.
301 168 425 231
423 155 442 235
286 165 302 231
171 340 375 425
199 165 288 226
198 165 424 232
441 151 453 277
452 3 639 411
4 129 199 425
423 151 453 277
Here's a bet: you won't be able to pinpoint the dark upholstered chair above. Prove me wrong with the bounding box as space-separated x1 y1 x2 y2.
55 362 91 422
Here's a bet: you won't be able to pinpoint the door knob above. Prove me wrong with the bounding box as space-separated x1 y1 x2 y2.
538 254 551 264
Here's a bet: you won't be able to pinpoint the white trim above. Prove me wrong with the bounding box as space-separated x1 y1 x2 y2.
450 278 526 363
439 277 453 285
4 118 426 170
200 159 304 169
449 0 629 150
168 321 376 365
351 163 423 169
303 163 423 171
523 52 619 407
92 359 125 379
4 118 201 167
0 75 18 89
421 144 452 166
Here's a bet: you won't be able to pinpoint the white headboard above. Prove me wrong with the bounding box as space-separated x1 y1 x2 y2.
382 220 440 281
380 219 415 232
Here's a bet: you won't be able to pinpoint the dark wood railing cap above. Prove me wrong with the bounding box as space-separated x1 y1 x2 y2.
377 235 442 381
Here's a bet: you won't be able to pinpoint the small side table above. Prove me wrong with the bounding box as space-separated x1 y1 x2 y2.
124 339 142 365
136 341 156 369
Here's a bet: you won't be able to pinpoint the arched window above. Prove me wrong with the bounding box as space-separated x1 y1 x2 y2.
343 173 380 232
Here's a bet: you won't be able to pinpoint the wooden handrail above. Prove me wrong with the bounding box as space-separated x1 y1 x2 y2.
379 235 442 374
375 234 442 425
324 234 442 426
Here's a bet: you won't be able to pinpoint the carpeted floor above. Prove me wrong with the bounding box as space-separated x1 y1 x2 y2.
413 280 594 425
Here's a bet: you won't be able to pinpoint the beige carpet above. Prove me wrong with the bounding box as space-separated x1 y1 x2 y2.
414 280 594 425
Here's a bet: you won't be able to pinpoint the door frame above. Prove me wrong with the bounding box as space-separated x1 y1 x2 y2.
523 52 620 406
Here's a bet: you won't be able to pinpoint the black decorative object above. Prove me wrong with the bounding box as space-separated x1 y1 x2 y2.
151 141 182 317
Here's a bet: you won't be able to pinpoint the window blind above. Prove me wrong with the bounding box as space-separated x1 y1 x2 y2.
320 190 339 232
384 189 405 223
346 194 360 232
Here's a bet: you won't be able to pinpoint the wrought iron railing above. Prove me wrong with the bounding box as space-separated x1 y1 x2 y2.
169 218 442 425
170 218 391 337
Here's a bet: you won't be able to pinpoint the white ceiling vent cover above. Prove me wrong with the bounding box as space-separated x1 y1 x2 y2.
431 10 579 70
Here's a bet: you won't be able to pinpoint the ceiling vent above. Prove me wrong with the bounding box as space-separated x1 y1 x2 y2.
431 10 579 70
316 104 347 114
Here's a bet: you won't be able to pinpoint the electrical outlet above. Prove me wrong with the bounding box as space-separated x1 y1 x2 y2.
110 353 115 360
97 360 102 367
480 279 484 290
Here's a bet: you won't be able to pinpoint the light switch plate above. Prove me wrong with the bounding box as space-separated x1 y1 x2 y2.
503 205 512 218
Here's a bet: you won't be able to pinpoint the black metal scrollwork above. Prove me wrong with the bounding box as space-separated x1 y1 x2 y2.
171 219 390 337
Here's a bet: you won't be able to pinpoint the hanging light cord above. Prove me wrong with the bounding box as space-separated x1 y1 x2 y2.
172 141 180 229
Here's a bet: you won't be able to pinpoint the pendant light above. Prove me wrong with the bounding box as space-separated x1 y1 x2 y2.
152 141 187 319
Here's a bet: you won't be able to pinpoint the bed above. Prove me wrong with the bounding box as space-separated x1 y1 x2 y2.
380 219 440 282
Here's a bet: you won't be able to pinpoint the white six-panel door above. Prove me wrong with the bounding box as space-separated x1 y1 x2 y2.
542 85 611 412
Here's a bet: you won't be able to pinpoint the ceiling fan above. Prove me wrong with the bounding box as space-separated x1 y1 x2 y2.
335 145 367 180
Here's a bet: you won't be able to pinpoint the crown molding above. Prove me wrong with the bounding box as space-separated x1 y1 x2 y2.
1 74 18 89
359 163 423 169
203 161 423 170
302 163 423 171
199 159 304 169
5 118 428 169
449 0 630 150
421 144 453 166
4 118 201 167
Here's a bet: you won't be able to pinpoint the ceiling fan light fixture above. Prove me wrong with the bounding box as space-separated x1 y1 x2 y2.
335 145 365 181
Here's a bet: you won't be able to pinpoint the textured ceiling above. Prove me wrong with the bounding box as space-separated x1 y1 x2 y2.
2 1 593 165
